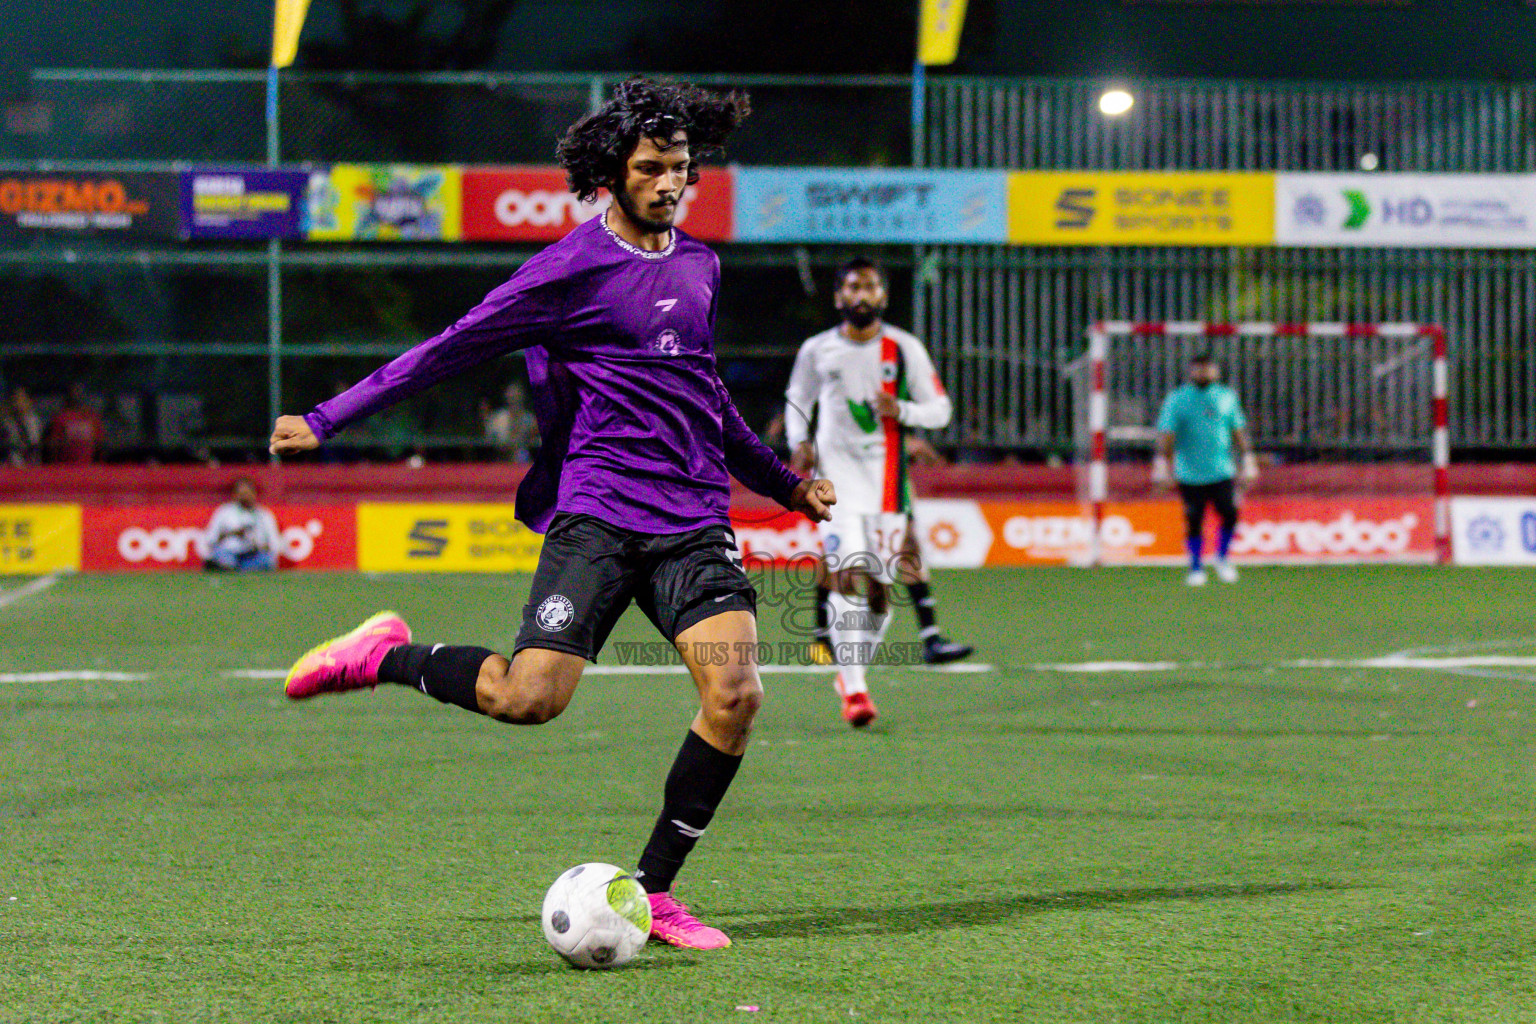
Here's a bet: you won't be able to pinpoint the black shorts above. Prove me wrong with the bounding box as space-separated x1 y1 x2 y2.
1177 478 1239 523
513 513 757 661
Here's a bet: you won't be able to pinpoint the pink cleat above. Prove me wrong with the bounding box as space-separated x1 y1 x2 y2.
284 611 411 700
647 892 732 950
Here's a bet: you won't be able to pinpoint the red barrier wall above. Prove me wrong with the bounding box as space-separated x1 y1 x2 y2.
0 462 1529 506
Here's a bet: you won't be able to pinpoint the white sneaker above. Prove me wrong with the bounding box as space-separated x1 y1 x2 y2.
1185 569 1208 587
1213 559 1238 584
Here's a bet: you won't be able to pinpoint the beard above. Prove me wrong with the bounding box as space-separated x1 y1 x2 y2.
840 303 884 330
614 185 677 233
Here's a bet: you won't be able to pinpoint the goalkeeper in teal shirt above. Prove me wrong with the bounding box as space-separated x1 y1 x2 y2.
1153 353 1258 586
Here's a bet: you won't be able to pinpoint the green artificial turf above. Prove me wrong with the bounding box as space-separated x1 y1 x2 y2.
1 567 1533 1023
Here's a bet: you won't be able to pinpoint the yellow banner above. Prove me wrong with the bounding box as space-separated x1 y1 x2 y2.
271 0 312 69
919 0 969 65
1008 171 1275 246
357 503 542 573
0 504 81 574
306 165 463 242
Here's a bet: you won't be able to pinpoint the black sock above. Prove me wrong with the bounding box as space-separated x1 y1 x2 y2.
636 730 744 894
377 643 494 714
814 583 832 641
907 580 939 638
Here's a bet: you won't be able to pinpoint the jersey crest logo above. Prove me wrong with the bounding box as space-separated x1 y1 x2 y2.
535 594 576 632
653 329 682 356
847 399 878 433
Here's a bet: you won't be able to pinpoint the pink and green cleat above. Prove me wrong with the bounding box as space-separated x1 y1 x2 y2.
647 892 732 950
283 611 411 700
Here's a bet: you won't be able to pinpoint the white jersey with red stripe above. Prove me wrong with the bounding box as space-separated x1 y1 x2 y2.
784 323 952 516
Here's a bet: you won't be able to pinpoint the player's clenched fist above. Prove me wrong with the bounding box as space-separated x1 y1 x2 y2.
790 478 836 522
269 415 319 455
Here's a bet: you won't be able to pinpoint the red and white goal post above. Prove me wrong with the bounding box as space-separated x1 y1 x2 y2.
1083 321 1450 566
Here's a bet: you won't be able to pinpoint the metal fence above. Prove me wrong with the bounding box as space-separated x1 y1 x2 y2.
7 71 1536 457
918 78 1536 454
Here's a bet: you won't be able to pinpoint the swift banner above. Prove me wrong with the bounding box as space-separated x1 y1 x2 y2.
181 168 306 239
1276 173 1536 248
305 164 462 241
1008 171 1275 246
0 172 180 238
462 166 731 242
734 168 1008 243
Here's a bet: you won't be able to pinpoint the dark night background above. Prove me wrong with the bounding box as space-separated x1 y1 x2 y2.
7 1 1536 85
5 1 1536 461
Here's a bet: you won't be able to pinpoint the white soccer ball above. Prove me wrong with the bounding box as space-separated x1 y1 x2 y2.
541 862 652 969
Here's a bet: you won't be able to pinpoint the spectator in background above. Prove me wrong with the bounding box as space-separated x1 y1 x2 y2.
3 386 43 466
45 384 104 464
203 477 282 572
481 382 538 462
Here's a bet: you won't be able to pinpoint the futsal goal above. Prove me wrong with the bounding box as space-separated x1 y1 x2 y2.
1074 321 1450 567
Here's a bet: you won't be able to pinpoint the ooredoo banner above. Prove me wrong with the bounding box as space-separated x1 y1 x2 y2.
743 497 1436 567
462 166 732 242
79 506 357 571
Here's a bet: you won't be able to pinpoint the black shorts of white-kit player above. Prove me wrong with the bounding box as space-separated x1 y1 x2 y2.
513 513 757 661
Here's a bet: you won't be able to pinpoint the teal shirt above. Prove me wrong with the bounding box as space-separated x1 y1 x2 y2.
1156 384 1248 485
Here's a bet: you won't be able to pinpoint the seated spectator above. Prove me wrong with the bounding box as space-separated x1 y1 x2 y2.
203 477 281 572
3 386 43 466
45 384 104 464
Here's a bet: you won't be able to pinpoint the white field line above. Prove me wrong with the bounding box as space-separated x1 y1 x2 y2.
0 572 61 610
1027 656 1536 673
0 670 150 683
19 658 1533 687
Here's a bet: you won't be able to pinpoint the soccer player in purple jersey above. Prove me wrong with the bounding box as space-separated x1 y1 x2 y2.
268 79 836 951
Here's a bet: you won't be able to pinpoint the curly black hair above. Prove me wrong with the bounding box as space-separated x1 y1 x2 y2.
555 77 751 203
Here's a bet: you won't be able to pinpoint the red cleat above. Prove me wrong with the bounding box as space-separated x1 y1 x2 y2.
840 688 878 728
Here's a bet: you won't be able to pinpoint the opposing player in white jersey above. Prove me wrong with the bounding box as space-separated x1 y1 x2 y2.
784 257 955 727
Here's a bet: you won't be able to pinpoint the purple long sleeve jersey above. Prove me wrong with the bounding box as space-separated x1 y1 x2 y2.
304 216 801 534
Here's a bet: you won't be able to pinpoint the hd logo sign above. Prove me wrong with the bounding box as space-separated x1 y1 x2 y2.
1008 172 1275 246
358 503 542 572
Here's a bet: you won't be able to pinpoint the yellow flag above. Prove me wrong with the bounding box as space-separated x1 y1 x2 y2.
271 0 313 68
918 0 968 65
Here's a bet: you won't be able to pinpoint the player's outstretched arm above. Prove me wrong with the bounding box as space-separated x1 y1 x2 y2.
269 415 319 455
294 252 569 448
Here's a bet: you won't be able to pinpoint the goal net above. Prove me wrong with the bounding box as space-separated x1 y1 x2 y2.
1072 321 1449 566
